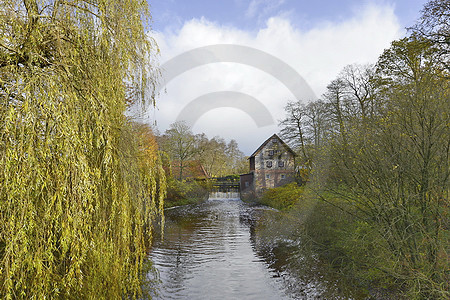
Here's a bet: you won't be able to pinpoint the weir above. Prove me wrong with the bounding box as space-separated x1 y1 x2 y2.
208 189 240 200
208 176 240 200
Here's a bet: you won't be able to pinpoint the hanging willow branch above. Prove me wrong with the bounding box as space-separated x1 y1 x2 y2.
0 0 164 298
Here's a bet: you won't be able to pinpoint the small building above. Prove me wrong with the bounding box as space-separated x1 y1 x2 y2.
240 134 297 196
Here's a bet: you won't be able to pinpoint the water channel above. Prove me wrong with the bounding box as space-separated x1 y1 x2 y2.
148 196 366 299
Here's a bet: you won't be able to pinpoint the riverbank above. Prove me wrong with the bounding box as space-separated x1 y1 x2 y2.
164 178 211 208
252 183 448 299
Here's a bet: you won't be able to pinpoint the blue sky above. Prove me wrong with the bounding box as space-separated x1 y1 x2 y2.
142 0 429 154
149 0 427 33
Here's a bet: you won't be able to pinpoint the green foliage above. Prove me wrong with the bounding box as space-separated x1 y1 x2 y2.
278 2 449 297
0 1 165 299
260 183 304 210
164 178 210 208
301 189 401 294
338 36 448 298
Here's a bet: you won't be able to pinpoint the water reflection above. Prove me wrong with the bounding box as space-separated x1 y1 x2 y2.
148 199 363 299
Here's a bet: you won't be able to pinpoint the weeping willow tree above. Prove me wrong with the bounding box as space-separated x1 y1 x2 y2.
0 0 165 298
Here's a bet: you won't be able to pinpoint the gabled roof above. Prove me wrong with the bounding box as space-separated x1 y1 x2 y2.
249 134 297 158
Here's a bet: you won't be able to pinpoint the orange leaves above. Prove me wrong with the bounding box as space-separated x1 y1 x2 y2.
133 122 158 163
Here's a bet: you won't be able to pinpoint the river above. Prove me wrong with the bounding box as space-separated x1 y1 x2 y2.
147 197 366 299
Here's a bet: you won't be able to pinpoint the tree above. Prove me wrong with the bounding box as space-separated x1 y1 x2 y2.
199 136 228 177
160 123 247 179
330 36 449 298
304 100 329 149
279 100 310 165
323 78 353 143
161 121 198 179
225 139 247 175
0 1 163 298
198 137 247 177
413 0 450 41
409 0 450 73
279 11 449 295
339 64 377 119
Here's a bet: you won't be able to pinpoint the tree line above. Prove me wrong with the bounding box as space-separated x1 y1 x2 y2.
158 121 247 179
278 1 448 298
155 121 247 207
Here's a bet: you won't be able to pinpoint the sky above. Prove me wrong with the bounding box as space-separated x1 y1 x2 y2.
137 0 428 155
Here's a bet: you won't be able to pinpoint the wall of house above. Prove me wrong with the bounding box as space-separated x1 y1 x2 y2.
253 137 295 192
239 173 255 200
249 157 255 171
240 173 254 191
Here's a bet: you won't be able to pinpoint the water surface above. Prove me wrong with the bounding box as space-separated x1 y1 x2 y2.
148 198 363 299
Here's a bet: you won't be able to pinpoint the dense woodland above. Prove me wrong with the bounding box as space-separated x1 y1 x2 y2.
276 1 449 298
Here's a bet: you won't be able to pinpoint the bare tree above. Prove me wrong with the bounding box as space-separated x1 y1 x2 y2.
162 121 198 179
323 78 350 146
304 100 329 149
339 64 377 119
279 100 310 164
409 0 450 74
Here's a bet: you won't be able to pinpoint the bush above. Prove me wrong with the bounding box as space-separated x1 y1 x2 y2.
164 178 211 208
260 183 304 210
299 189 407 298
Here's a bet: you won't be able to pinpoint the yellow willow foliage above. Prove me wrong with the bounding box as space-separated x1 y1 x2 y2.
0 0 165 298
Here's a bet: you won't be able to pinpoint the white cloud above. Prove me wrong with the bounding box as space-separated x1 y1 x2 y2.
142 3 403 155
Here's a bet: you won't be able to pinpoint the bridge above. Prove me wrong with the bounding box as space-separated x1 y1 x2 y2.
210 176 240 192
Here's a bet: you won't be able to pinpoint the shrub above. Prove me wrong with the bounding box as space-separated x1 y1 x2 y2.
164 178 210 208
261 183 304 210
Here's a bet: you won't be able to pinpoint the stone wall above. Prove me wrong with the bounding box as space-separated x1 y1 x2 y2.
253 136 296 194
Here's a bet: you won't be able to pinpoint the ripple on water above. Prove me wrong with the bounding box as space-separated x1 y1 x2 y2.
148 200 292 300
149 199 369 299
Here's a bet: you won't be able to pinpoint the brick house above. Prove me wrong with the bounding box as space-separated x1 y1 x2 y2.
240 134 297 196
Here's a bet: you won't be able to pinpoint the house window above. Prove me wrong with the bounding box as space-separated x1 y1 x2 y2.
278 161 285 167
281 174 286 179
266 174 270 179
245 182 249 187
268 150 274 156
266 161 272 168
